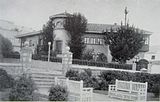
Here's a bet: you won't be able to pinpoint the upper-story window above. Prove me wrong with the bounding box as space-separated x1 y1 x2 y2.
144 37 149 45
84 37 104 45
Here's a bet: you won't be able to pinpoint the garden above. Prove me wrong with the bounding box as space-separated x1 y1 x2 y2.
0 68 159 101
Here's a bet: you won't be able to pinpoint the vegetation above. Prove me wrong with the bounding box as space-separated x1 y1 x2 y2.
66 69 160 97
0 34 13 57
99 70 160 97
81 49 94 61
66 69 99 89
104 24 144 63
37 20 54 55
48 84 68 101
96 53 108 62
0 69 14 90
9 74 37 101
64 12 87 59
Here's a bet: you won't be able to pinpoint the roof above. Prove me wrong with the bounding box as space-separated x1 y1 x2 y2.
16 23 152 38
49 12 71 19
15 30 41 38
86 23 152 35
86 23 120 33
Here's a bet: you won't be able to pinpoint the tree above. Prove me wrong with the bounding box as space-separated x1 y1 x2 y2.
38 20 54 55
0 34 13 56
104 24 145 63
64 13 87 59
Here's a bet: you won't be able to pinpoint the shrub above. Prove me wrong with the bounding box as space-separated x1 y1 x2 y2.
152 84 160 97
82 49 94 61
96 53 108 62
66 69 100 89
48 84 68 101
9 74 37 101
66 69 79 78
0 69 14 90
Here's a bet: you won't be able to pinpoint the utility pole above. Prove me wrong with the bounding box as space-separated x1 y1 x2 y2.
124 7 129 26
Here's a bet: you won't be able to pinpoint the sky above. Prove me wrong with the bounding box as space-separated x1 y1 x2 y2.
0 0 160 46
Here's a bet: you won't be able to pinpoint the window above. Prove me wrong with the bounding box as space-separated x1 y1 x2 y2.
151 55 155 60
84 37 104 45
55 40 62 54
90 38 94 44
144 37 149 45
93 38 96 44
84 38 90 44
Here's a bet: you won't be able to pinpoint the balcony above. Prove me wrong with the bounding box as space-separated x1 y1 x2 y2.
139 44 149 52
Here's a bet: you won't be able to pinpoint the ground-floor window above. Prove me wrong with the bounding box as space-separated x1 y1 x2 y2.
55 40 62 54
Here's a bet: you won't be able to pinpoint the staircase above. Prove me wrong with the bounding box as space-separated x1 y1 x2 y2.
29 67 65 95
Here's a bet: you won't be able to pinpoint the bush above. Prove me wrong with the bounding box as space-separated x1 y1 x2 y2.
99 70 160 97
66 69 100 89
0 69 14 90
9 74 37 101
96 53 108 62
48 84 68 101
66 69 79 78
152 84 160 97
82 49 94 61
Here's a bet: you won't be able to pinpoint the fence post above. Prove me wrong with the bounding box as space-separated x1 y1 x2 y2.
80 80 83 101
129 80 132 93
147 62 152 73
20 41 32 76
62 47 73 75
115 79 118 91
132 61 137 71
54 77 58 85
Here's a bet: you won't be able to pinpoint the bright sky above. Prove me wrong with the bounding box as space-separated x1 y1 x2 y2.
0 0 160 46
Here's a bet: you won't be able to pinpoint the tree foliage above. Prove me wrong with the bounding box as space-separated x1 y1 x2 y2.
64 13 87 59
104 24 144 63
0 34 13 56
39 20 54 55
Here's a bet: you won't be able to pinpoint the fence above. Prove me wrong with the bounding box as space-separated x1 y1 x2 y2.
72 59 132 70
54 77 93 102
32 54 62 63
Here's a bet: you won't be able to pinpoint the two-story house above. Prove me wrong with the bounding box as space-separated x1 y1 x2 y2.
15 12 152 62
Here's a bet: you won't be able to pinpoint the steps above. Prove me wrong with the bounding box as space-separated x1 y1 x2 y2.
28 68 65 95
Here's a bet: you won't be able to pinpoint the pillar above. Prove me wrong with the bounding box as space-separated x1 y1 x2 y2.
147 62 152 73
132 61 137 71
62 47 73 75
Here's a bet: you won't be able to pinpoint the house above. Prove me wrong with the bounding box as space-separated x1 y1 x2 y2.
15 12 152 62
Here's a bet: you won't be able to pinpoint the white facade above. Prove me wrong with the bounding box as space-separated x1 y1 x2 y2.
51 17 70 55
144 52 160 61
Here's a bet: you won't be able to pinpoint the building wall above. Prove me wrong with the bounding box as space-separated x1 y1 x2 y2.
52 17 70 54
82 33 112 62
21 35 40 54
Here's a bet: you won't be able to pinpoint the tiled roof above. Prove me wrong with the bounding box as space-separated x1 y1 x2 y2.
50 12 71 19
86 23 152 34
86 23 120 33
